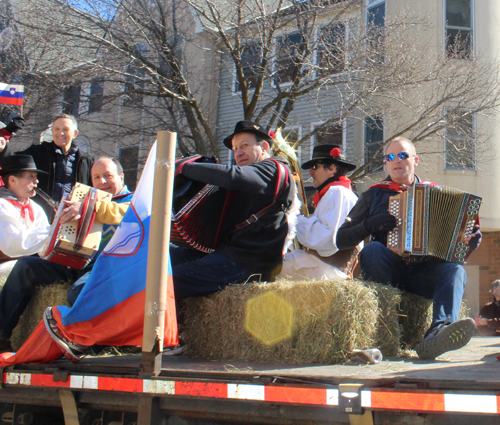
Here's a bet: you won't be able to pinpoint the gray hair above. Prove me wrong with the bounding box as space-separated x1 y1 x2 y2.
52 113 78 131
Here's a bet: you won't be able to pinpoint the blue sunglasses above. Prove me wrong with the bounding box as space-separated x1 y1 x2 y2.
386 152 413 162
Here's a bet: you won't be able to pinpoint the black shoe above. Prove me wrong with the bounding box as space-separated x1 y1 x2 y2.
43 307 90 363
416 318 476 360
0 338 12 354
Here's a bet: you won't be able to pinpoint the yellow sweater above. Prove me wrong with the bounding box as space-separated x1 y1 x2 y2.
95 201 130 225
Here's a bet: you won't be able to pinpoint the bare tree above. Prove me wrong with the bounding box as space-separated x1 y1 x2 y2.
8 0 500 178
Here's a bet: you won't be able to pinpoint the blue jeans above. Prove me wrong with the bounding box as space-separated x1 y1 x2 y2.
170 245 254 300
360 242 467 335
0 256 89 339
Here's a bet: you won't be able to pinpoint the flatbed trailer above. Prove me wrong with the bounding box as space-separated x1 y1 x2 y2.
1 336 500 425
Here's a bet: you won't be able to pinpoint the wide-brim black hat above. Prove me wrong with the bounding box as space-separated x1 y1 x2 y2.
223 120 273 149
301 144 357 171
0 155 48 176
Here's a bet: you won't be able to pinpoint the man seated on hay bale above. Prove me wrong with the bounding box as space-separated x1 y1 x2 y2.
0 155 50 283
171 121 298 340
279 144 361 280
0 157 133 353
336 136 482 360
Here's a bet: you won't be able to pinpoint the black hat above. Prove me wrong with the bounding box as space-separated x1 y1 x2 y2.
0 155 48 176
223 120 273 149
301 144 357 172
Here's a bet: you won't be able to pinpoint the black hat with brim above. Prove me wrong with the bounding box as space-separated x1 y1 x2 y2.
0 155 48 176
223 120 273 149
301 144 357 171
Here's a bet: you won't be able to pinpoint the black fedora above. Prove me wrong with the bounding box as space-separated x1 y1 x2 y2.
301 144 356 171
0 155 48 176
223 120 273 149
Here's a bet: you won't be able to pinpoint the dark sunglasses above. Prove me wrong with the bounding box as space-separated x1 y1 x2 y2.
310 162 327 171
386 152 413 162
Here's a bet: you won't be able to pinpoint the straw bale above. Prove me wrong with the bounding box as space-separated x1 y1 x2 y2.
11 281 71 350
183 278 400 364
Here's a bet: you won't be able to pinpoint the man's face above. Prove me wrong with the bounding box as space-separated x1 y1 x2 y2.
232 132 269 166
9 171 39 202
385 140 419 185
309 162 337 188
52 118 78 154
91 158 124 196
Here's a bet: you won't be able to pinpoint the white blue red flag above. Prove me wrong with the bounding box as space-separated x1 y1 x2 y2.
0 83 24 106
0 142 178 365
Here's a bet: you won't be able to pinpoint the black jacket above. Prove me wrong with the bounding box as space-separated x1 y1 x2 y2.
181 156 294 281
2 142 93 220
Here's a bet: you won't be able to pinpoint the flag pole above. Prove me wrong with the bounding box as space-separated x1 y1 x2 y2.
140 131 177 376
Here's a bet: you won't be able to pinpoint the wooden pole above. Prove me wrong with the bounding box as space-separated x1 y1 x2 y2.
140 131 177 377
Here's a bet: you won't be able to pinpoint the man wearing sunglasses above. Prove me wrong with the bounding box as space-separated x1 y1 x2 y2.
279 144 360 280
336 137 481 360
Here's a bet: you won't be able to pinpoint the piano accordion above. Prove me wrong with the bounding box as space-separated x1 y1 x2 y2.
170 175 228 254
387 184 481 263
40 183 112 269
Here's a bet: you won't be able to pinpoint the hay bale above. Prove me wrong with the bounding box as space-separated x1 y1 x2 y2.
11 282 71 350
183 278 401 364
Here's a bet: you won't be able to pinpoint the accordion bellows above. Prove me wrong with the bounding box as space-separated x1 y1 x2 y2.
387 184 481 263
40 183 112 269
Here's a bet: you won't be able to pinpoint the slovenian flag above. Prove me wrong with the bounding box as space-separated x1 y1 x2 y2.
0 83 24 106
0 142 178 365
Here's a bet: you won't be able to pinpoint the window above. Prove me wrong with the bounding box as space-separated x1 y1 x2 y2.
366 0 385 62
119 146 140 191
88 79 104 113
445 109 475 170
235 43 261 92
364 115 384 172
275 33 304 85
62 85 81 115
123 66 145 106
316 24 346 75
445 0 473 59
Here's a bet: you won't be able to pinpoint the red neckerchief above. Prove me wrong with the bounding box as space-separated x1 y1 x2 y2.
6 198 34 222
312 176 352 209
369 178 436 192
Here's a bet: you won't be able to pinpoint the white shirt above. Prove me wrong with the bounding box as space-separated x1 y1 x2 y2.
0 197 50 257
280 185 360 280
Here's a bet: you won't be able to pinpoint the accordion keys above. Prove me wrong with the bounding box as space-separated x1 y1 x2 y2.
386 184 482 263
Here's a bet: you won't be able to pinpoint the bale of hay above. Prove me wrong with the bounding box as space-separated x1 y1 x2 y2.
183 278 401 364
11 282 71 350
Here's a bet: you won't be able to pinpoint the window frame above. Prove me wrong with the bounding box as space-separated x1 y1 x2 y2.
363 114 385 173
443 0 475 60
233 42 263 94
444 108 476 171
315 22 348 78
272 32 305 88
88 78 104 114
62 85 81 116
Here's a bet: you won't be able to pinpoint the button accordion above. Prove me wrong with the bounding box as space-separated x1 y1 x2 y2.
387 184 481 263
40 183 112 269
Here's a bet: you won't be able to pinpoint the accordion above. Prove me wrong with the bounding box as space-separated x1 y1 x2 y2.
171 175 229 254
387 184 481 263
40 183 112 269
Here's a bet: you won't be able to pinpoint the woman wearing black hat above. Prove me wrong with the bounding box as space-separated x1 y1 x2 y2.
279 145 361 280
0 155 50 284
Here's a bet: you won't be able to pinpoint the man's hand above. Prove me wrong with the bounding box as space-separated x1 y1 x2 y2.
59 200 82 224
5 116 25 134
466 224 482 251
364 213 398 234
0 136 7 152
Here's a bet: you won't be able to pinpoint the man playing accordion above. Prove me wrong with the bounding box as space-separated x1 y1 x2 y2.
172 120 298 303
336 137 482 360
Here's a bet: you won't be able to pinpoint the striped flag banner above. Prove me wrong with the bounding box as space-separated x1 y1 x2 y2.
0 83 24 106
